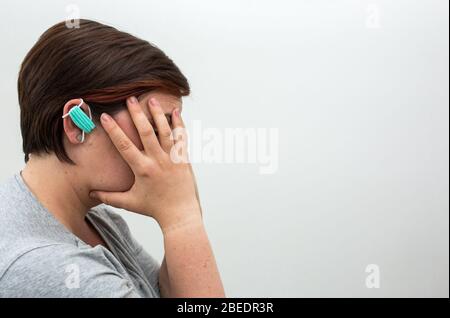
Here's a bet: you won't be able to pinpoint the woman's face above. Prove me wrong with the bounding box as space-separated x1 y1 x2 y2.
76 91 182 192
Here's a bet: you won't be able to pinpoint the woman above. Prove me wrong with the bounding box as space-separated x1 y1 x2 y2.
0 19 225 297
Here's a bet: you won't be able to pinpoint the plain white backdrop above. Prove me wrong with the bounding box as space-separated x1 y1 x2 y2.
0 0 448 297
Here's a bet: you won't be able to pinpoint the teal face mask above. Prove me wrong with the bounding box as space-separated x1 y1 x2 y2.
61 98 96 143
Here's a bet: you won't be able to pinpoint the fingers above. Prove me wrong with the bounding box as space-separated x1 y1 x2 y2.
169 107 189 164
171 107 185 129
148 98 174 153
171 107 187 149
100 113 142 168
126 96 162 156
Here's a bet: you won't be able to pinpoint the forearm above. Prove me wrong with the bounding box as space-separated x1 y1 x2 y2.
160 216 225 298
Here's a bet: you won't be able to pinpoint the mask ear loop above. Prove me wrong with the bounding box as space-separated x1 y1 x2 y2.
62 98 92 143
83 101 93 143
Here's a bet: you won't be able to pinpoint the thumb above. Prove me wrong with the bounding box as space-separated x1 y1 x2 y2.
90 190 129 209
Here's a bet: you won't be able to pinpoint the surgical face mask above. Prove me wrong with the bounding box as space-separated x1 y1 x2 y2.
61 98 96 143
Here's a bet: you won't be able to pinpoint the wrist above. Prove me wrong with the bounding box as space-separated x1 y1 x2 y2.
159 211 204 236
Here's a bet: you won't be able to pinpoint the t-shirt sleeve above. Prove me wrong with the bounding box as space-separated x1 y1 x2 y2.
0 244 142 298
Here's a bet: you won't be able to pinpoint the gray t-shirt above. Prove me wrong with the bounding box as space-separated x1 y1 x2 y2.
0 171 161 298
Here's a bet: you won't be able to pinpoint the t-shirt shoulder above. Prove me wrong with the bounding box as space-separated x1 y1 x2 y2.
0 242 142 297
90 204 133 236
88 205 139 250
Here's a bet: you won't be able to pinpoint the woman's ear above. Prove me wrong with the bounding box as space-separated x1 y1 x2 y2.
62 98 92 144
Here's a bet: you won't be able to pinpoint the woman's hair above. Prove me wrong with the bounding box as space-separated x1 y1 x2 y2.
18 19 190 164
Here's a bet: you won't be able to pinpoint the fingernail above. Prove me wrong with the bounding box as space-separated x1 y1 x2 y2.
150 98 158 107
101 113 111 123
174 108 179 117
130 96 138 104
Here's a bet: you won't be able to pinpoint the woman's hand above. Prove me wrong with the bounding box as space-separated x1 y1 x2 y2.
89 96 202 233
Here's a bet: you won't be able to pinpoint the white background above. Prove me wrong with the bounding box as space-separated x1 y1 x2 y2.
0 0 448 297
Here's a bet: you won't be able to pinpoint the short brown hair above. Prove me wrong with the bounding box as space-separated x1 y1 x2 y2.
18 19 189 164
